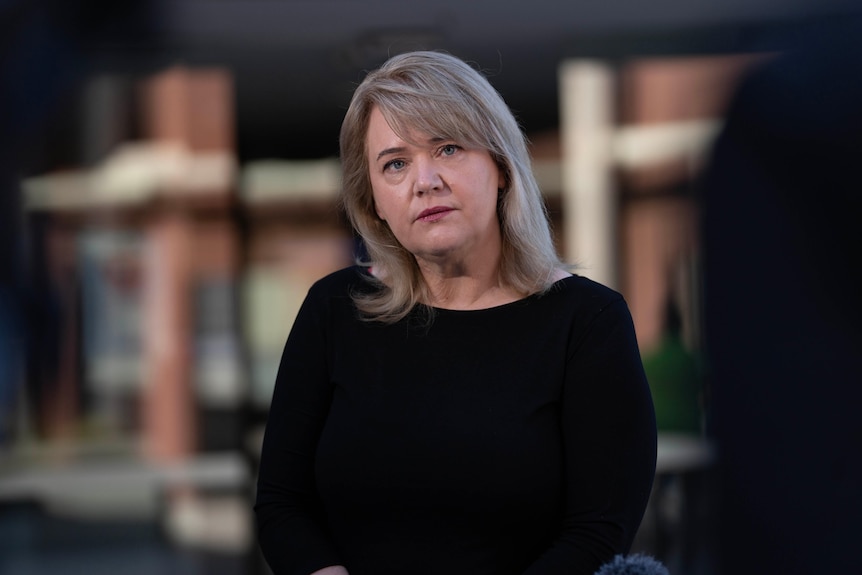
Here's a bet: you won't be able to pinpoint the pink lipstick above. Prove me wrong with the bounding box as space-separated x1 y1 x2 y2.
416 206 453 222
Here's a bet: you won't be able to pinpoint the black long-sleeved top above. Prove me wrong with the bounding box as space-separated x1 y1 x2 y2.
255 266 656 575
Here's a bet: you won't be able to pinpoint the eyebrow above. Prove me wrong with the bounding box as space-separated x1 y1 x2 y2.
376 147 407 161
374 137 451 162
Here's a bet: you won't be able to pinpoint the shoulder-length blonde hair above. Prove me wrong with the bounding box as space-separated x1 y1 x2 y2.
340 50 562 323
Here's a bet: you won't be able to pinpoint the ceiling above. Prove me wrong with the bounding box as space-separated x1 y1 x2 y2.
10 0 860 169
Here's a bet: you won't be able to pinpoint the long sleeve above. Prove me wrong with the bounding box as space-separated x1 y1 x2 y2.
254 286 343 575
523 298 657 575
254 269 655 575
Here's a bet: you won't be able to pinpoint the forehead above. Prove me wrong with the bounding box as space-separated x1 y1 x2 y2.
366 106 399 141
366 106 429 148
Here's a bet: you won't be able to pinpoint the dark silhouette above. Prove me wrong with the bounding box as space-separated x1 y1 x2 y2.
702 15 862 575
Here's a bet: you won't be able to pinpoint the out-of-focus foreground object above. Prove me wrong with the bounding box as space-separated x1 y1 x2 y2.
702 13 862 575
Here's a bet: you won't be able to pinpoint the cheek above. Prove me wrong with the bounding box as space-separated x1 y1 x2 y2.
371 189 388 221
494 161 506 191
370 177 406 224
368 177 385 220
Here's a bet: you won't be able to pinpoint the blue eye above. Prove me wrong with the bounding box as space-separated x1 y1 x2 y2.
440 144 459 156
384 159 406 172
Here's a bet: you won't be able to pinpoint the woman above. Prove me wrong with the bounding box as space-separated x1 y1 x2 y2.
255 51 656 575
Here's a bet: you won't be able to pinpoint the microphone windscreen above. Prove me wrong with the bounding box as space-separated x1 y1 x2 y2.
593 553 670 575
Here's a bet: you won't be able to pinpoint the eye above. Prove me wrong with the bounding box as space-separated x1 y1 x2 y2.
383 159 406 172
439 144 460 157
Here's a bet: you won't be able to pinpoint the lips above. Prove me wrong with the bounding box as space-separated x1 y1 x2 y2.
416 206 454 222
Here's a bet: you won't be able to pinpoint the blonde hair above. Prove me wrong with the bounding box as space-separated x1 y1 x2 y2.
339 51 562 323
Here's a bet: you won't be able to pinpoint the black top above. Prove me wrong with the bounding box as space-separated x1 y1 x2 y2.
255 267 656 575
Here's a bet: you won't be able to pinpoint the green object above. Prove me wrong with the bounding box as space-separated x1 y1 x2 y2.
642 334 702 433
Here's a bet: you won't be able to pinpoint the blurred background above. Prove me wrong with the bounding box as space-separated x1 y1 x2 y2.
2 1 860 574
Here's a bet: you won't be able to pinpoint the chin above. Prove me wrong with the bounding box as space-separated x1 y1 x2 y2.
411 240 466 261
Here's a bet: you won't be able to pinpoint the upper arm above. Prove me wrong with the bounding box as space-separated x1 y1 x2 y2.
254 290 343 575
523 298 656 575
563 298 656 556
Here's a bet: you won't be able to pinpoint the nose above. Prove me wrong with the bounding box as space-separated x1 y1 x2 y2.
413 156 443 196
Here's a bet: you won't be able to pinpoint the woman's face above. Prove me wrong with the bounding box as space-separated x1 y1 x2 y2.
366 106 505 268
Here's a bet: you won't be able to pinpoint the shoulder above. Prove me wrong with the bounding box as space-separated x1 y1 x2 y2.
307 265 374 298
291 266 377 327
545 273 625 315
539 274 635 348
297 266 376 317
533 277 643 369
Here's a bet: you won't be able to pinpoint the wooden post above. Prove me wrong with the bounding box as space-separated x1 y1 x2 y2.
559 59 618 289
141 212 195 462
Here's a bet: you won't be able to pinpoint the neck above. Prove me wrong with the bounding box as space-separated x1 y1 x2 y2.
416 256 522 310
